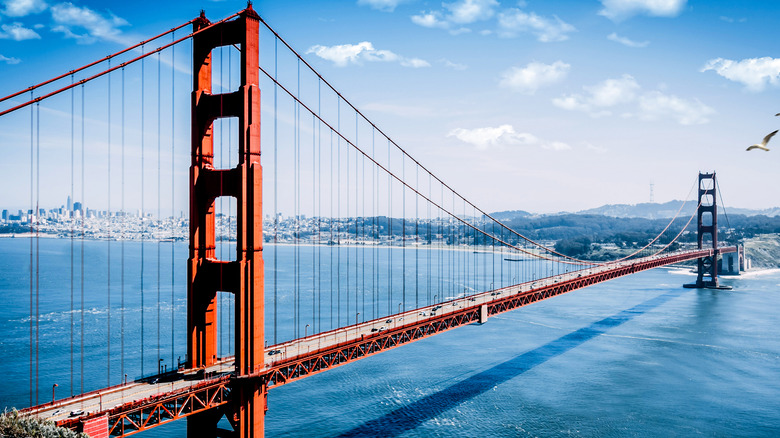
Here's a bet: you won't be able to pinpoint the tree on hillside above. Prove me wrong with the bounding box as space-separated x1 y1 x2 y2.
554 236 592 258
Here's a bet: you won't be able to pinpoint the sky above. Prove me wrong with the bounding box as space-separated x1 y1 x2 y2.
2 0 780 214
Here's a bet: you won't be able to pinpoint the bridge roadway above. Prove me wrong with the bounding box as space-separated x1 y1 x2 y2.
23 246 735 436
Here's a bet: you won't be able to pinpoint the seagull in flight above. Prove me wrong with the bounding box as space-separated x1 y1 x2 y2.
746 130 779 151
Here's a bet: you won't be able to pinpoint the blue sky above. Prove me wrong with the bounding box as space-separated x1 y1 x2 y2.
2 0 780 213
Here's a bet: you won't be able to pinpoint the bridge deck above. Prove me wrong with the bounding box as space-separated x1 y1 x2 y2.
23 247 735 436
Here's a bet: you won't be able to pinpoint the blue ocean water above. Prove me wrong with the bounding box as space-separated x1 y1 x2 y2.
1 237 779 436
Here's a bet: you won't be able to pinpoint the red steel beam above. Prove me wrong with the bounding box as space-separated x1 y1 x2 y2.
57 377 231 437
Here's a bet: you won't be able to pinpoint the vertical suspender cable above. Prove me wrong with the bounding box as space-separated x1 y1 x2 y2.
415 165 418 308
330 129 334 331
107 60 112 386
387 139 391 315
170 31 176 366
273 37 278 344
345 105 350 324
312 113 316 331
371 129 375 320
140 49 145 376
352 114 357 321
35 102 40 405
401 153 405 313
437 187 441 303
70 77 75 396
361 121 365 322
337 101 341 326
157 51 162 369
80 85 85 395
293 60 301 339
428 173 431 305
28 91 33 407
357 117 361 322
317 81 322 334
121 67 126 383
491 221 495 291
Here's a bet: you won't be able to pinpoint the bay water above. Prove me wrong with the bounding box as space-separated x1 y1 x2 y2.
1 237 779 436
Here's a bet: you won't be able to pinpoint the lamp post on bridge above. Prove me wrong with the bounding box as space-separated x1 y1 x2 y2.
305 324 309 338
51 383 58 404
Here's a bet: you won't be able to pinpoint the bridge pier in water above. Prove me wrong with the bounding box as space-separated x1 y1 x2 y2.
684 172 732 290
188 6 266 437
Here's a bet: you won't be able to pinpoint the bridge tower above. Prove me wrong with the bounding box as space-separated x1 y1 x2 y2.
684 172 730 290
188 5 265 438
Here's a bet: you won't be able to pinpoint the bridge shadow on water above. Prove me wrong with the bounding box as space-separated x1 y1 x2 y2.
337 289 685 437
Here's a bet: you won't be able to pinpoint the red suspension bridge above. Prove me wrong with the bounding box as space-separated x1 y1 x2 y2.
0 6 738 438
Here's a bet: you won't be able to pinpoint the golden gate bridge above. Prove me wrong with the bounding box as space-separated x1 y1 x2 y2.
0 5 737 437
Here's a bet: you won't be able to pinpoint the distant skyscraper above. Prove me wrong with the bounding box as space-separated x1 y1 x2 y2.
67 195 72 211
73 202 83 212
649 182 654 203
1 209 7 221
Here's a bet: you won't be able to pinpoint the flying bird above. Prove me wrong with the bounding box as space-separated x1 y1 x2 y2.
746 130 779 151
776 113 780 116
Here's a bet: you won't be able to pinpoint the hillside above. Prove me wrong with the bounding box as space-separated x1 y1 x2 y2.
744 234 780 268
574 201 780 219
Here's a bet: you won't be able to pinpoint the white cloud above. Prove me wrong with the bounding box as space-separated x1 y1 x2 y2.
448 124 569 151
638 91 714 125
0 21 40 40
411 2 573 42
2 0 47 17
441 58 467 70
554 74 713 125
0 53 21 64
307 42 375 66
587 75 641 106
607 32 649 48
542 141 571 151
449 27 471 35
443 0 499 24
448 124 535 149
400 57 431 68
599 0 687 21
412 0 498 30
411 11 449 28
357 0 408 12
499 60 570 94
553 74 639 114
719 16 746 24
701 57 780 92
497 8 575 42
50 2 129 44
307 41 429 68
